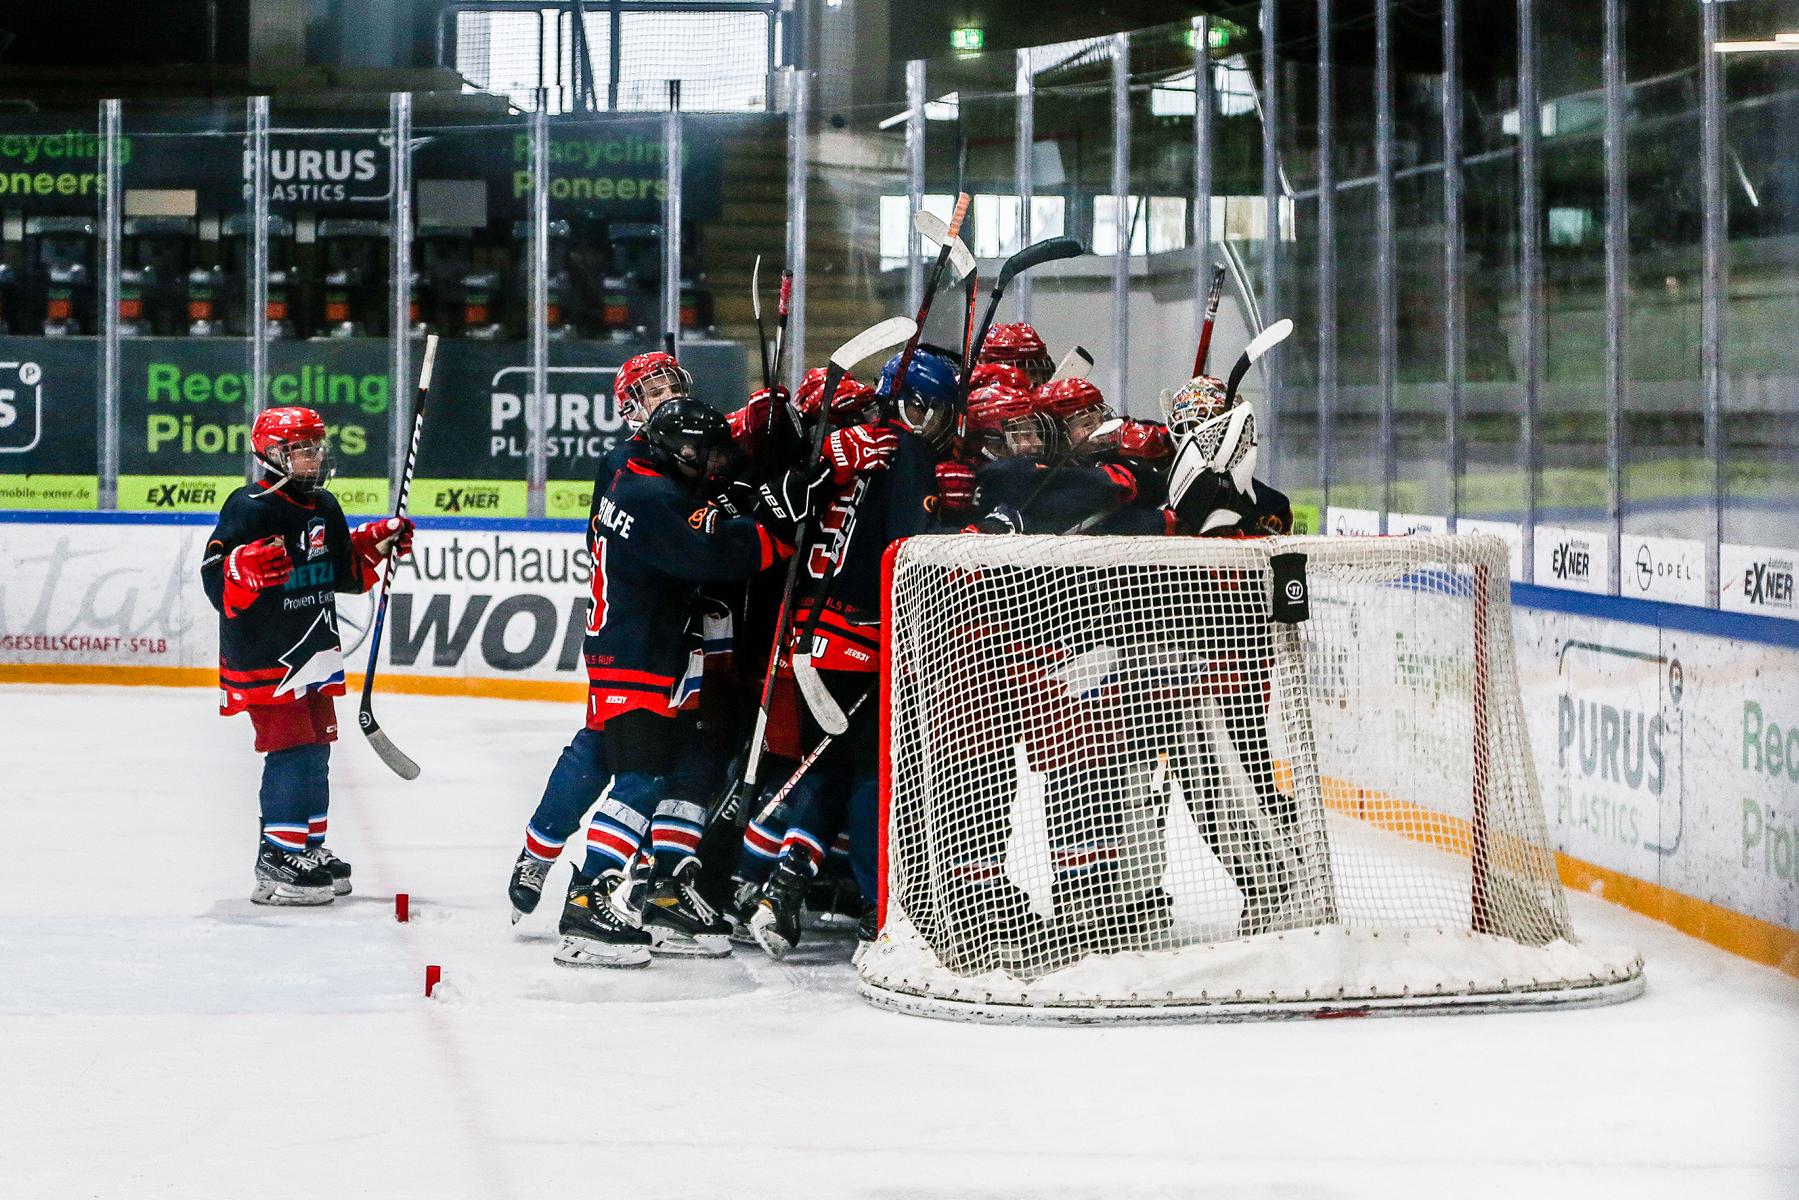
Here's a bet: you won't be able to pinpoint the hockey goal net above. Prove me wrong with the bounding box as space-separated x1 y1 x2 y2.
862 533 1644 1023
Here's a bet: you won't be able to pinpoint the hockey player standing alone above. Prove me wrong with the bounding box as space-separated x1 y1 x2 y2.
199 406 414 906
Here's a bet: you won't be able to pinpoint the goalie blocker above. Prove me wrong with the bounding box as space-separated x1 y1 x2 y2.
861 532 1645 1024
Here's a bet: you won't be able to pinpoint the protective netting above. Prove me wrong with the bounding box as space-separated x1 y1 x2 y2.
862 533 1644 1022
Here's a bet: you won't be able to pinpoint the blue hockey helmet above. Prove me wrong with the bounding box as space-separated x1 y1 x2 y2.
876 346 961 447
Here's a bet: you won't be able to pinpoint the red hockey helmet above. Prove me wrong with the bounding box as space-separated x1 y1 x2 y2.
1033 378 1116 455
978 322 1053 386
251 406 332 493
614 351 693 429
966 384 1050 461
795 366 877 421
967 361 1031 392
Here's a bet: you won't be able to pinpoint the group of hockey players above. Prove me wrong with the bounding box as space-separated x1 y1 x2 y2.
201 310 1290 972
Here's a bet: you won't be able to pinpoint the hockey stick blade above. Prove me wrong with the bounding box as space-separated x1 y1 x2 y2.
1224 318 1294 404
830 315 917 372
792 653 848 735
995 235 1082 293
912 210 976 280
358 714 421 781
1049 345 1094 382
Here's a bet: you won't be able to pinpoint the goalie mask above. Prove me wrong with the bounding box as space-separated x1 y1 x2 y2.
1163 374 1231 438
615 351 693 430
1167 402 1258 533
252 406 333 495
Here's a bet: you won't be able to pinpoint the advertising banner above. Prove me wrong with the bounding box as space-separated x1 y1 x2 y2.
1620 533 1706 607
1720 543 1797 621
1516 605 1799 932
1532 523 1610 595
0 337 99 509
116 337 393 514
0 334 743 517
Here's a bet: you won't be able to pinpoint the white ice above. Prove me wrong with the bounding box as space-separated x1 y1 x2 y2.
2 684 1795 1199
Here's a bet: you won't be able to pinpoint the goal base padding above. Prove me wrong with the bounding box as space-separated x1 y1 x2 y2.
855 919 1646 1025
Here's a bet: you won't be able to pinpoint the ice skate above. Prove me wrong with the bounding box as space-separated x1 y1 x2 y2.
307 845 353 897
554 870 651 969
507 848 552 924
726 877 763 946
251 843 335 906
642 859 733 958
750 846 813 960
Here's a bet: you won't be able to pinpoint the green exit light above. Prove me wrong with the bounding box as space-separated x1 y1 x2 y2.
951 27 985 52
1184 26 1233 50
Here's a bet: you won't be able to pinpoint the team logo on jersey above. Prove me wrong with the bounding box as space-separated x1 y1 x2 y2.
689 506 718 533
304 517 329 560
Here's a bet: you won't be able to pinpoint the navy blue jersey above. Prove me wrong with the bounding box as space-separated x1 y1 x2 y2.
1185 477 1294 538
200 482 370 713
975 456 1139 536
584 452 784 727
791 422 939 673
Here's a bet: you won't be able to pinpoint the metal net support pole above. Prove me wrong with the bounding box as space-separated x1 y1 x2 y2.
1015 49 1035 324
1194 15 1214 359
663 79 684 351
1700 0 1725 606
784 67 810 393
249 96 270 452
1443 0 1464 531
1110 33 1130 410
1516 0 1543 583
1316 0 1336 519
1375 0 1396 532
388 91 412 502
99 99 121 509
1603 0 1627 593
529 92 550 518
905 59 925 316
1259 0 1281 479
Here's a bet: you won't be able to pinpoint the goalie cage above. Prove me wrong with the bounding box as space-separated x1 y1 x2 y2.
861 533 1644 1024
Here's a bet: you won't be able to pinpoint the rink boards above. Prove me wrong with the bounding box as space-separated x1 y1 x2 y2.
1 511 1795 972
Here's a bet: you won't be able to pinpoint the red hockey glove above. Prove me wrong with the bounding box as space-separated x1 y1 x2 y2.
352 517 415 567
1115 419 1173 462
823 423 897 485
1099 461 1143 506
222 535 291 617
934 460 976 515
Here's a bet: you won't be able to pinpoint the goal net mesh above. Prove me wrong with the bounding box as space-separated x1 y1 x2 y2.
862 533 1643 1020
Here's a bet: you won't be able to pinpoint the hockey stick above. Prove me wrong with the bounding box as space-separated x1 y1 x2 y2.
357 333 438 781
792 196 969 736
733 314 919 799
751 254 772 393
1223 318 1295 405
1191 263 1228 378
1048 344 1094 383
912 210 977 283
963 236 1084 391
745 687 873 829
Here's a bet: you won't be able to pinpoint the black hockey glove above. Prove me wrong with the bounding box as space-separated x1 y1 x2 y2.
971 503 1025 536
1171 468 1249 535
754 463 832 542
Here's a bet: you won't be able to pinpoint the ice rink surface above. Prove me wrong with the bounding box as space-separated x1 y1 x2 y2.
2 684 1795 1199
